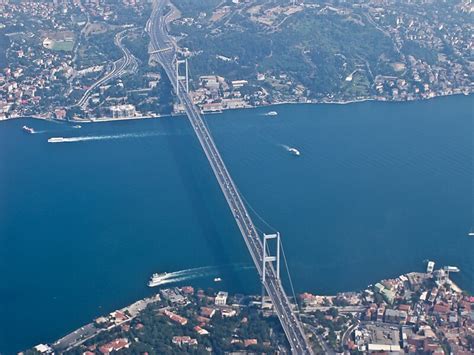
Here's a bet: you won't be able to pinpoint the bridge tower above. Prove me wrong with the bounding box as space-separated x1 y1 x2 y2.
261 232 281 309
175 58 189 94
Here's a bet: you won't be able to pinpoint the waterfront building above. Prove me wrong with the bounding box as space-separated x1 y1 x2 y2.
109 104 136 119
215 291 228 306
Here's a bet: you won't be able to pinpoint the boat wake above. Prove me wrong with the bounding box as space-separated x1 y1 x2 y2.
148 264 254 287
47 132 164 143
280 144 301 156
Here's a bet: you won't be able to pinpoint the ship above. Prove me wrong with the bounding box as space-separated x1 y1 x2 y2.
213 277 222 282
288 147 301 156
72 125 82 129
147 272 169 287
266 111 278 116
469 232 474 237
48 137 65 143
22 125 35 134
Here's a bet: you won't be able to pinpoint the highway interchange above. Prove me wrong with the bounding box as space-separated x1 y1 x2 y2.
148 0 313 353
76 29 138 109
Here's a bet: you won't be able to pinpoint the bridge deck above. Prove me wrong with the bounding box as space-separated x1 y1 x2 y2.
149 1 312 353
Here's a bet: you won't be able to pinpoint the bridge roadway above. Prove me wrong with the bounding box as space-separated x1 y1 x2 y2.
148 1 312 353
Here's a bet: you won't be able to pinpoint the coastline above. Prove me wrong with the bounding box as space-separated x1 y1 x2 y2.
2 91 471 123
37 265 470 354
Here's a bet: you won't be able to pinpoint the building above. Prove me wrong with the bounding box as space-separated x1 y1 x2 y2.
163 310 188 325
172 336 198 346
98 338 130 354
384 309 407 324
109 104 136 119
200 306 216 318
33 344 53 354
194 325 209 335
231 80 248 88
215 291 228 306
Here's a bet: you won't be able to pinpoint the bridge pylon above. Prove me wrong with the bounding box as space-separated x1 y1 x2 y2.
175 57 189 94
261 232 280 309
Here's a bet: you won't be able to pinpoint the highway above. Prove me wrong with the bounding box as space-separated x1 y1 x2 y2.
76 29 138 109
148 1 312 353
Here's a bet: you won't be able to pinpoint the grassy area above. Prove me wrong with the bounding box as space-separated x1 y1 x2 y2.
51 40 74 52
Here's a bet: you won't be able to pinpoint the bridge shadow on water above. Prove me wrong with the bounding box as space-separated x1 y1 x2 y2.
161 117 251 292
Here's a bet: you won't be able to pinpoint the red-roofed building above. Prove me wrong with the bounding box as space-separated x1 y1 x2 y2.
194 325 209 335
244 339 258 347
433 303 450 314
398 304 411 312
196 316 210 324
200 307 216 318
181 286 194 295
163 310 188 325
98 338 130 354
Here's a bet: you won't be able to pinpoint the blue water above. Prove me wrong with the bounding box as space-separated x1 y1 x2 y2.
0 96 472 352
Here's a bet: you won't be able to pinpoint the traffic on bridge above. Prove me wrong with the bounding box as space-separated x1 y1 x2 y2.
147 1 313 353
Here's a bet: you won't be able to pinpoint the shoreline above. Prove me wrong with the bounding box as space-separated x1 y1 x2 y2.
2 91 471 123
38 264 470 353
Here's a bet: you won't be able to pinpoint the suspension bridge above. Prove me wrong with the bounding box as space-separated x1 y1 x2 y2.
147 0 313 353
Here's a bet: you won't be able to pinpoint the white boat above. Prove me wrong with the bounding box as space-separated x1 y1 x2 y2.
213 277 222 282
468 232 474 237
147 272 169 287
288 147 301 156
72 125 82 129
266 111 278 116
48 137 65 143
22 125 35 134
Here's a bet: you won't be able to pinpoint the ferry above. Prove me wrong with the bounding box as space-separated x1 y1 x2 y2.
22 125 35 134
213 277 222 282
148 272 169 287
288 147 301 156
266 111 278 116
48 137 65 143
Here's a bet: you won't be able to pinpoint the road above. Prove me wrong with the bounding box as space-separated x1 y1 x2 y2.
304 323 336 355
148 1 312 353
52 295 161 352
76 29 138 109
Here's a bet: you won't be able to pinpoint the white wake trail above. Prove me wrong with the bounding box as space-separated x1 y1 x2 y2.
148 264 255 287
48 132 164 143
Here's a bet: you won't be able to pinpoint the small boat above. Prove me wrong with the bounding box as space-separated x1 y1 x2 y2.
213 277 222 282
48 137 65 143
265 111 278 116
72 125 82 129
288 147 301 156
468 232 474 237
22 125 35 134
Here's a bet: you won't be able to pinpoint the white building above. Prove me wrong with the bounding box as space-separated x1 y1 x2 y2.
109 104 136 119
215 291 228 306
